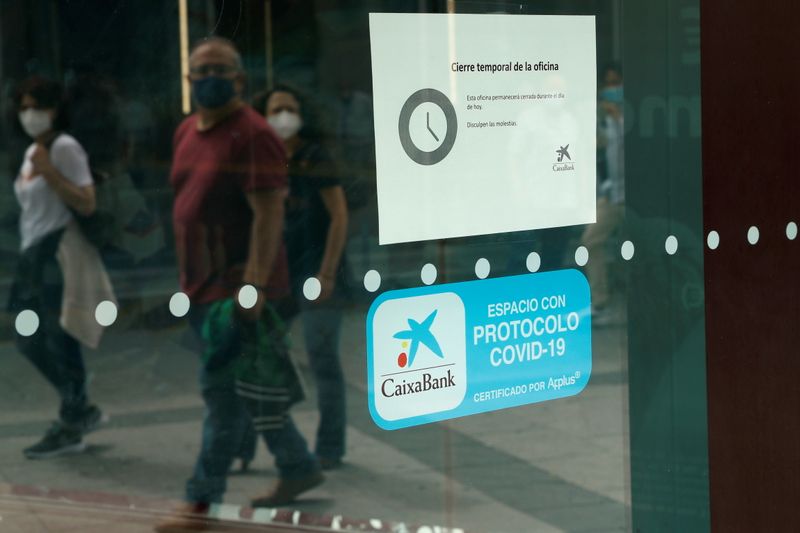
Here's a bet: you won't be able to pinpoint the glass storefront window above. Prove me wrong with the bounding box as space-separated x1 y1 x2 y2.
0 1 709 532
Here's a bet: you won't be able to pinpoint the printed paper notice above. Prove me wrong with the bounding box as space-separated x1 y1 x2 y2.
369 13 597 244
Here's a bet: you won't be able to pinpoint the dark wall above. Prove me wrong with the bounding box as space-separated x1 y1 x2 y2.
702 1 800 531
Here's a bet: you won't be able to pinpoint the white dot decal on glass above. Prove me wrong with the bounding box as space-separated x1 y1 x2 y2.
15 310 39 337
238 284 258 310
747 226 760 245
475 258 490 279
421 263 437 285
707 230 720 250
665 235 679 255
786 221 797 241
303 277 322 301
363 270 381 293
95 301 118 327
526 252 541 273
574 246 589 267
621 240 635 261
168 292 190 318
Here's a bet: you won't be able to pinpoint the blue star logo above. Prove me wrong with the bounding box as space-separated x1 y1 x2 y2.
392 310 444 367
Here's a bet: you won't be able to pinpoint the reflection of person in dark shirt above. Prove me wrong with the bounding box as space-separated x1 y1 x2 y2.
158 39 322 533
582 62 625 325
254 84 349 469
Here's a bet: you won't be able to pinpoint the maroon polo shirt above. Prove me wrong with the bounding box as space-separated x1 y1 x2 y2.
170 105 289 304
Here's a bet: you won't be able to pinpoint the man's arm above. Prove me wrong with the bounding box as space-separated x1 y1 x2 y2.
240 187 288 319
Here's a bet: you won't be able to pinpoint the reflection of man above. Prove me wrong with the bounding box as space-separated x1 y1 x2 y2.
582 63 625 324
156 37 322 532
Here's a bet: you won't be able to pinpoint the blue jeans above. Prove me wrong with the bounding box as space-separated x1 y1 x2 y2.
301 306 346 461
185 307 318 504
16 315 89 425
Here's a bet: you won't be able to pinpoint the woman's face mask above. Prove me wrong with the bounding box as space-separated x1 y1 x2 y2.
18 108 53 138
267 110 303 140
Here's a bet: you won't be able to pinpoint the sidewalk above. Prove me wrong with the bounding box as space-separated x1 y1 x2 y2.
0 305 630 533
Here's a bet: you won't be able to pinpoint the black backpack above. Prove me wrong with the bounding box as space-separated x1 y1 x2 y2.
45 133 115 249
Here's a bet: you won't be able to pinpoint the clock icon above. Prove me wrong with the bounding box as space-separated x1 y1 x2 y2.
398 88 458 165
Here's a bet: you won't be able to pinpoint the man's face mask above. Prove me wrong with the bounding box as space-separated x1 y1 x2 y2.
192 76 235 109
18 108 52 138
267 110 303 140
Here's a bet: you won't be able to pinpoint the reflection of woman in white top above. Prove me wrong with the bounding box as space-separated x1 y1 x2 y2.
9 77 105 459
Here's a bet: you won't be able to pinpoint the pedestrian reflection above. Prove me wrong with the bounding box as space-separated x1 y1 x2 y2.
9 76 114 459
254 83 350 471
581 62 625 326
157 37 322 533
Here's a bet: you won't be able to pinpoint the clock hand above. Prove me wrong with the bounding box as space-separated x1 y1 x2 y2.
426 111 440 142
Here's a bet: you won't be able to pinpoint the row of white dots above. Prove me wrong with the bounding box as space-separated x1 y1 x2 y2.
708 222 797 249
15 300 119 337
13 222 797 337
370 221 798 289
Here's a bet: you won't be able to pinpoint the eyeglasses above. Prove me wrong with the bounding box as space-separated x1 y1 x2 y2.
189 63 238 77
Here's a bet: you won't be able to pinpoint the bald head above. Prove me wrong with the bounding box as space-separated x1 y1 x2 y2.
189 36 243 71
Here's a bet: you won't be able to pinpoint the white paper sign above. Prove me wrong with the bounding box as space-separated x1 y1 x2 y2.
369 13 597 245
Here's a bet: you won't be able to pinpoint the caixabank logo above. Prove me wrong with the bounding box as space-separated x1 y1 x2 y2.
368 292 467 427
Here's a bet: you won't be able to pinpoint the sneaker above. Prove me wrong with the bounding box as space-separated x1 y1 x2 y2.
153 502 213 532
250 469 325 507
24 422 86 459
69 404 109 435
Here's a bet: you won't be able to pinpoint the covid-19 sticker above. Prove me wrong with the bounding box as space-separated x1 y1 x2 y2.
366 269 592 430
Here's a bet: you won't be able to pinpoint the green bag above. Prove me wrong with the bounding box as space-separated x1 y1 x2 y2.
201 299 305 431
